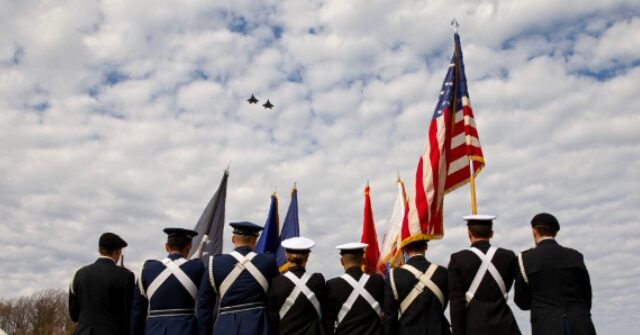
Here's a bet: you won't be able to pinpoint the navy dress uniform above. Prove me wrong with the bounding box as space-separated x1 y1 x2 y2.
514 213 596 335
69 233 135 335
448 215 521 335
384 239 451 335
323 243 385 335
267 237 326 335
197 221 280 335
130 228 205 335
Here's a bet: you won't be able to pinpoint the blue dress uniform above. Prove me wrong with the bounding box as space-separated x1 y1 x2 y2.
197 222 280 335
131 229 205 335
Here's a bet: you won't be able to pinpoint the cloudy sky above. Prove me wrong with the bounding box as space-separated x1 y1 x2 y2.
1 0 639 332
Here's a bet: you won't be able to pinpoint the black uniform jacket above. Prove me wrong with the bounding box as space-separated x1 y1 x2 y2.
384 255 451 335
448 240 521 335
69 257 135 335
514 239 596 335
323 266 384 335
267 266 326 335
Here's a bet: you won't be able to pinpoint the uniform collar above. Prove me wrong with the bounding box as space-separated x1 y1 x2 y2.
471 240 491 248
345 265 363 275
96 256 116 264
167 252 184 260
536 237 557 247
234 246 254 254
288 265 306 275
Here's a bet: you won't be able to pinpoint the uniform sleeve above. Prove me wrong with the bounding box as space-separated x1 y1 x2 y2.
580 255 593 310
130 269 148 335
68 272 80 322
322 281 337 335
266 278 280 332
122 271 135 335
383 273 399 335
514 252 532 310
197 257 218 335
448 255 466 335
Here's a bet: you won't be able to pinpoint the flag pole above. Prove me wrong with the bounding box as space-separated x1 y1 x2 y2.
469 161 478 214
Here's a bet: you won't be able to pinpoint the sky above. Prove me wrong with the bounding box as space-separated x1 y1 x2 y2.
1 0 639 332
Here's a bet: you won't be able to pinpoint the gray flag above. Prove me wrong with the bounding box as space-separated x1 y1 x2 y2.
189 169 229 260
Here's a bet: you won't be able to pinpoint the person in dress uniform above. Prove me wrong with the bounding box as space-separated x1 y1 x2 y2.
448 215 521 335
267 237 326 335
130 228 205 335
384 237 451 335
197 221 280 335
69 232 135 335
514 213 596 335
323 243 384 335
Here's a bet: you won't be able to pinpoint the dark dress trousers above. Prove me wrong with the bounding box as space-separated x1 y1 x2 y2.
267 266 326 335
384 255 451 335
197 246 280 335
323 266 385 335
130 253 205 335
514 239 596 335
69 257 135 335
448 240 521 335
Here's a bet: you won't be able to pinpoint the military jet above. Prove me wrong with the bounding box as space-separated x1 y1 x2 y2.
263 99 274 109
247 94 259 104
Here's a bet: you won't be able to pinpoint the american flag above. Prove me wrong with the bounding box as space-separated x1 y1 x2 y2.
401 32 485 243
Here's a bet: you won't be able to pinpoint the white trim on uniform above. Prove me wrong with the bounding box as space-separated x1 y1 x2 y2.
335 273 381 328
279 272 321 319
465 247 508 306
396 263 444 314
218 251 269 299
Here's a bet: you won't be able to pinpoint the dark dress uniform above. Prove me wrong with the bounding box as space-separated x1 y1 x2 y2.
197 246 279 335
69 257 135 335
323 266 385 335
448 240 521 335
384 255 451 335
515 239 596 335
130 253 205 335
267 266 326 335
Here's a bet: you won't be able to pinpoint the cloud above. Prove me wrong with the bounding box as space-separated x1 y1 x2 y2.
1 0 639 332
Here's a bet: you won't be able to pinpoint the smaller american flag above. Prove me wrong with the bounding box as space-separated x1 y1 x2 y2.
402 32 485 243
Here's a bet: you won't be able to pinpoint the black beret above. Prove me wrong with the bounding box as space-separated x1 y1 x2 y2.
229 221 263 236
163 228 198 239
531 213 560 232
99 232 128 249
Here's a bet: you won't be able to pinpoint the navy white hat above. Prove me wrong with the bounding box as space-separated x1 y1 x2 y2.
281 237 315 252
336 242 368 255
163 228 198 239
463 214 496 226
229 221 263 236
99 232 128 249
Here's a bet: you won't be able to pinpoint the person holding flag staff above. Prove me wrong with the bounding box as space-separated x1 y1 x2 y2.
130 228 204 335
198 221 279 335
383 237 450 335
267 237 326 335
69 232 134 335
448 215 521 335
323 243 384 335
514 213 596 335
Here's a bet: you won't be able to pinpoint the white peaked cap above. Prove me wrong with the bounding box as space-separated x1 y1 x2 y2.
335 242 368 251
281 236 316 250
462 214 497 221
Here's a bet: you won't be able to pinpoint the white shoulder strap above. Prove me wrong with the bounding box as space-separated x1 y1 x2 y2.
465 247 508 306
219 251 269 299
389 268 399 301
208 255 218 294
517 252 529 284
279 272 321 319
335 273 381 328
137 264 147 298
399 264 444 314
146 258 196 300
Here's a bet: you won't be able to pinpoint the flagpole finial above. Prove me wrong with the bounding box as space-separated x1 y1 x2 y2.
225 161 232 173
451 18 459 33
396 171 401 182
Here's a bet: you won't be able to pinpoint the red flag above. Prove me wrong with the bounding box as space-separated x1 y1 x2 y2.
402 32 485 244
361 183 380 274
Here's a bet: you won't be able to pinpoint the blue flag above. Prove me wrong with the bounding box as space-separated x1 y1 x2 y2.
255 194 280 254
276 187 300 268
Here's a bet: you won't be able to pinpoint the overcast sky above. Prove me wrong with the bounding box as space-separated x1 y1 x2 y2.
1 0 639 332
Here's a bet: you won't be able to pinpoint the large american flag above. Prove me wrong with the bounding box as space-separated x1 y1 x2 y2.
401 32 485 243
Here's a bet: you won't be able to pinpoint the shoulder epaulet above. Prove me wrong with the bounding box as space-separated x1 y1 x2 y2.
69 267 82 295
517 250 532 285
137 262 147 298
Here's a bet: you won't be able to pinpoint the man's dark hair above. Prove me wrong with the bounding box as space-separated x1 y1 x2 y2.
98 247 116 255
533 225 558 237
234 234 257 245
167 235 192 252
404 240 428 254
341 253 364 265
468 225 493 239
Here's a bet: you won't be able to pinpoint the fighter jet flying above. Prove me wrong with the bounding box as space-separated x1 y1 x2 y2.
263 99 274 109
247 94 259 104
